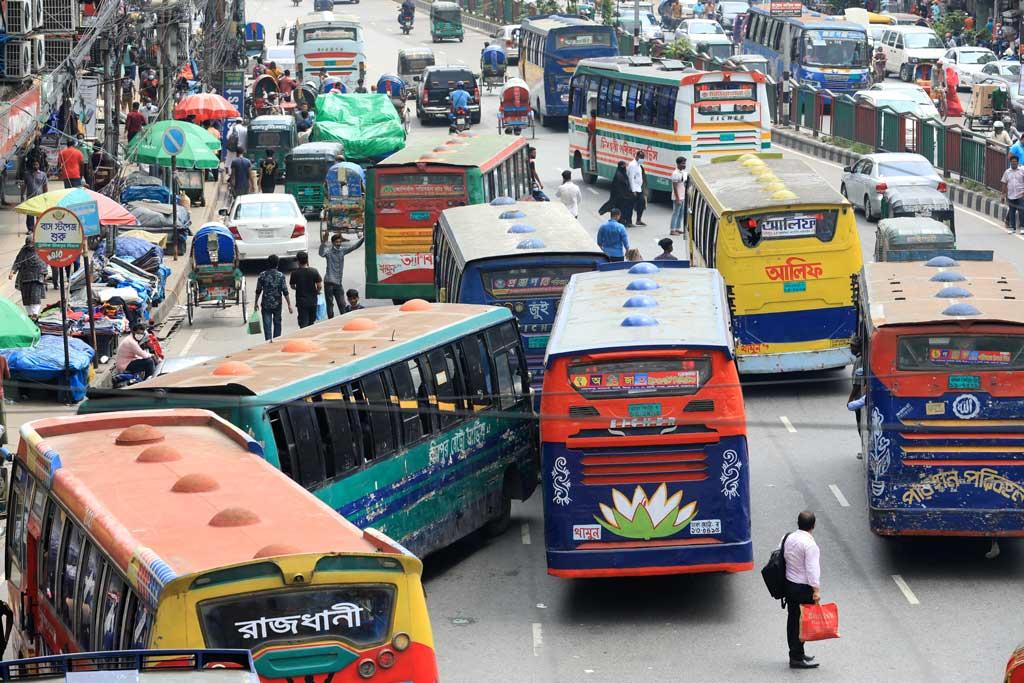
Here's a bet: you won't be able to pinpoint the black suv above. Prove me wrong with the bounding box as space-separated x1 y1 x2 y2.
415 65 481 124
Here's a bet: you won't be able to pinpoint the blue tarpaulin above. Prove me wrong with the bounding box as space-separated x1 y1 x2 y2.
1 335 95 403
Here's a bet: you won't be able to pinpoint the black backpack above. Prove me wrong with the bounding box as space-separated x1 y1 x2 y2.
761 532 791 603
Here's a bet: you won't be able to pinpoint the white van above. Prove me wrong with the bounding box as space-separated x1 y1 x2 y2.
880 25 946 81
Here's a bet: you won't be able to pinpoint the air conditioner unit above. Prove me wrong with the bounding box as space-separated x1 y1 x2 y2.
43 34 73 70
31 0 44 32
30 34 44 72
4 0 35 35
41 0 76 32
3 39 33 79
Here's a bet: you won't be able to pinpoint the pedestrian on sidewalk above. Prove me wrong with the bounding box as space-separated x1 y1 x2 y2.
115 322 157 380
670 156 687 235
229 150 253 199
634 157 650 226
555 170 582 218
289 250 323 328
780 510 822 670
21 159 48 232
254 254 292 341
125 102 146 143
1002 155 1024 233
258 150 279 194
318 231 365 318
57 139 85 189
9 235 47 318
654 237 679 260
599 161 633 226
142 98 159 125
597 208 629 262
627 151 646 226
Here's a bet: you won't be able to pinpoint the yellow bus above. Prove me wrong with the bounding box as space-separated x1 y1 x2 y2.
6 409 437 683
686 153 863 373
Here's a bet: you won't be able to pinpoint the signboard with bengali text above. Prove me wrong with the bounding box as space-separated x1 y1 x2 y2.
770 1 802 16
34 207 83 268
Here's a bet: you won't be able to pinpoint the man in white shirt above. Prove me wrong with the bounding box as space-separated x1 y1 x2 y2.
670 156 688 235
141 98 159 125
626 151 645 226
555 170 582 218
782 510 821 669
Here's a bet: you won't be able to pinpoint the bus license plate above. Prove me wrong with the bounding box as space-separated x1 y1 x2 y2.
527 335 550 349
410 211 430 220
629 402 662 417
783 281 806 293
949 375 981 390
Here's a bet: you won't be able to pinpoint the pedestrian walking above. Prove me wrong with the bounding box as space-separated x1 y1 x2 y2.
141 98 159 125
654 237 679 260
56 139 85 188
344 288 365 312
229 149 253 198
670 156 688 235
1002 155 1024 233
258 150 279 194
555 170 582 218
634 158 649 226
9 235 47 318
318 232 365 318
528 146 543 192
627 151 646 226
597 208 629 262
125 102 146 142
289 251 323 328
1011 134 1024 165
254 254 293 341
782 511 822 670
599 161 633 226
21 159 48 231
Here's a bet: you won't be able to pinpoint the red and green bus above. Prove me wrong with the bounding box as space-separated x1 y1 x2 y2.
365 134 532 302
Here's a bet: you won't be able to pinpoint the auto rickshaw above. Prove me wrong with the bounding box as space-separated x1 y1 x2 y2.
430 1 464 42
247 115 298 180
251 74 281 117
175 168 206 206
323 160 365 239
497 77 534 137
481 44 507 93
187 223 246 326
376 74 409 129
398 47 435 87
244 22 266 59
285 142 345 217
880 185 956 235
911 62 936 99
321 77 347 94
873 217 955 261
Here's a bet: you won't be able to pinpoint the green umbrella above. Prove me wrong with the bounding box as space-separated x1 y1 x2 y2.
0 296 40 349
126 120 221 169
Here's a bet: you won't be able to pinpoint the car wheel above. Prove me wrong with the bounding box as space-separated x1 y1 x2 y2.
840 183 849 203
899 64 910 82
864 194 877 222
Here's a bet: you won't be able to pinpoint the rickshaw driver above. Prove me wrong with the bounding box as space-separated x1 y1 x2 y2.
872 46 886 84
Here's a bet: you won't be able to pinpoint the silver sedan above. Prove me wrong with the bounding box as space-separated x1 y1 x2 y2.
840 153 946 221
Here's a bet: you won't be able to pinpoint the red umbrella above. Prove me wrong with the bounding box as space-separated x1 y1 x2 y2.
173 93 240 121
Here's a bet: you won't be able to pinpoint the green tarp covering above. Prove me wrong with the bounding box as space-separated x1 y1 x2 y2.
0 296 40 349
311 94 406 163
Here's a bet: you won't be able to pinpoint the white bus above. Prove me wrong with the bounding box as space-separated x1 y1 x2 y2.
293 12 365 91
567 56 773 193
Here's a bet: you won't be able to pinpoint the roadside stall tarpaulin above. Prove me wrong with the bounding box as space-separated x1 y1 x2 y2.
1 335 95 403
0 296 41 348
311 94 406 163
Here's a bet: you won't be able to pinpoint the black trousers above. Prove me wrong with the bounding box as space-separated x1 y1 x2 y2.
125 357 156 380
324 282 345 318
297 304 317 328
786 580 815 661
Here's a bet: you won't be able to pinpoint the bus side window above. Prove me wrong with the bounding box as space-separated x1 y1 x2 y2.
286 401 327 487
597 77 610 117
407 356 436 436
314 388 362 478
770 19 783 51
123 594 152 649
708 214 719 268
459 335 493 410
361 373 399 460
754 14 767 45
5 464 27 586
626 83 638 118
487 327 517 410
98 571 127 651
267 407 299 480
610 80 624 119
391 362 426 443
76 542 101 649
42 502 61 605
656 86 676 129
744 13 755 40
346 382 377 463
427 348 461 427
59 522 84 627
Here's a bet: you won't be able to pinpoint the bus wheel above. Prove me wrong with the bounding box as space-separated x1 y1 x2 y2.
535 100 545 127
484 470 516 537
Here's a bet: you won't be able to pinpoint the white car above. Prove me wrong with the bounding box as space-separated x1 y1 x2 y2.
971 59 1020 86
223 193 308 262
674 19 733 61
938 47 997 90
855 89 940 120
264 46 296 75
840 152 945 221
616 11 662 42
866 82 936 111
491 25 520 64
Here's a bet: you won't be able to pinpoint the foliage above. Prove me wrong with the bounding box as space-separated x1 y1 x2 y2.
662 36 694 58
600 0 614 26
535 0 560 14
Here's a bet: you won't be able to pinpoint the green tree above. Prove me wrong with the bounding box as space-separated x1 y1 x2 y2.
663 36 694 58
536 0 560 13
601 0 614 26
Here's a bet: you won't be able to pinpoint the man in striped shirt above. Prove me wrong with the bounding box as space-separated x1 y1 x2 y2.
783 510 821 669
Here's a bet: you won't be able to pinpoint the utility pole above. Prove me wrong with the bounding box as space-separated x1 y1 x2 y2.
102 38 119 171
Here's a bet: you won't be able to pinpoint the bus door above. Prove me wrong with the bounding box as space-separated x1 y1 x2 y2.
865 324 1024 536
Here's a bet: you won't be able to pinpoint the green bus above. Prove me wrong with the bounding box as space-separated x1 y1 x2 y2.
79 302 539 556
366 134 532 303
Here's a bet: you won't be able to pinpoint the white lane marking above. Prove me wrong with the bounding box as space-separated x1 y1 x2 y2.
532 623 543 656
828 484 850 508
892 574 920 605
180 329 201 356
586 187 599 195
779 416 797 433
521 522 531 545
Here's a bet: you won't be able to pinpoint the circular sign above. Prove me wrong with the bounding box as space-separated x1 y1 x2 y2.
162 126 186 156
34 207 84 268
952 394 981 420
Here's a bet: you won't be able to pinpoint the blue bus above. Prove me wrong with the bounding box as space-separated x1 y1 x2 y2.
434 200 608 396
742 7 870 93
519 14 618 124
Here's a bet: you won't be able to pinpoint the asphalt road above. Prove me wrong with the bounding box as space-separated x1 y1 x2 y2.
148 2 1024 681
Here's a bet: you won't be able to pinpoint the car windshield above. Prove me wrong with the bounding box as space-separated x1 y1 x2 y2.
802 30 869 68
960 50 996 65
871 97 922 115
234 201 297 219
687 21 724 34
877 158 935 177
721 2 748 11
904 32 943 49
1002 63 1021 76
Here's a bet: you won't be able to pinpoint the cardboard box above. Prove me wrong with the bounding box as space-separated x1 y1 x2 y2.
970 83 1000 117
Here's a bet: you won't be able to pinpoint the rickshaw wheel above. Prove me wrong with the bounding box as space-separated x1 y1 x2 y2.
186 284 195 325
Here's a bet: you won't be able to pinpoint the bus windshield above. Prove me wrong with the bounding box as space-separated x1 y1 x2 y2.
568 358 712 398
554 29 613 48
896 334 1024 371
482 265 591 299
802 29 868 68
199 586 395 649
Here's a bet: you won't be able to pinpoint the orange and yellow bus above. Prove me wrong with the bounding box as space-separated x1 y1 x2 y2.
6 409 437 683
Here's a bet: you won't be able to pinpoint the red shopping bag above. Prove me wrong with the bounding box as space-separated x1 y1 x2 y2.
799 602 840 642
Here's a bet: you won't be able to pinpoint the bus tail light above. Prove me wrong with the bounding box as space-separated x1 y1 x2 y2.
357 660 375 678
228 225 242 240
291 224 305 238
744 218 757 229
875 182 887 192
392 633 411 651
377 650 396 669
937 181 947 192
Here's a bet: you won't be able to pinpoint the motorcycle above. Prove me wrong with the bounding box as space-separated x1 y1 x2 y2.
292 0 300 6
449 106 470 133
399 10 413 34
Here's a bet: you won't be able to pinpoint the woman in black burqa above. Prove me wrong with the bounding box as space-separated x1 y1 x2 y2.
598 160 634 227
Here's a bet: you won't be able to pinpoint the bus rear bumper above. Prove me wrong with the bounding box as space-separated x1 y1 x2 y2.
737 347 853 374
546 540 753 578
870 508 1024 537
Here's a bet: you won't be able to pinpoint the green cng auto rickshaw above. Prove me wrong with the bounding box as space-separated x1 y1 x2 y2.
398 47 436 86
285 142 345 217
430 1 463 42
880 185 956 236
874 217 955 261
247 115 298 180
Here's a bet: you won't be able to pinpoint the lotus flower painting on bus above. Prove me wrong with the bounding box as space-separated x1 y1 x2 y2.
595 484 698 540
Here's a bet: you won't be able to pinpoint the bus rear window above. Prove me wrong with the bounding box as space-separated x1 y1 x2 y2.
377 172 466 198
738 210 838 247
897 335 1024 371
199 586 395 649
568 358 711 398
483 265 591 299
302 27 358 41
554 29 613 48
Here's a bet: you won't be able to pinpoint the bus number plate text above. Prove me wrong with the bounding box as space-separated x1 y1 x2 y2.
610 417 676 429
690 519 721 535
783 281 806 293
949 375 981 390
629 403 662 417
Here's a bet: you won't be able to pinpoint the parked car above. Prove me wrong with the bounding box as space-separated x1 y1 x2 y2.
970 58 1020 86
415 65 482 124
866 82 936 111
222 193 308 262
491 24 520 64
840 152 946 222
616 11 663 41
715 0 749 29
879 25 945 81
674 19 733 60
855 89 939 119
937 46 998 90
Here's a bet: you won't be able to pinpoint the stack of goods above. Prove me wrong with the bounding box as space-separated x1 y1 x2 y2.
0 335 95 403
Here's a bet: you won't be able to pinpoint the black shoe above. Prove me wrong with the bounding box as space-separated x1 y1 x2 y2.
790 660 819 669
803 656 815 663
